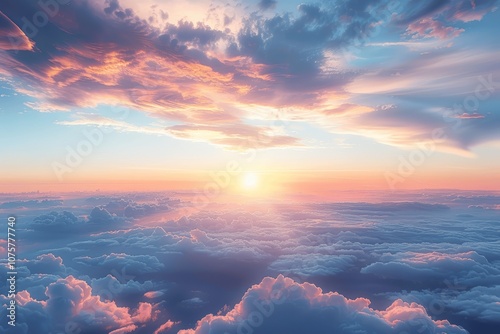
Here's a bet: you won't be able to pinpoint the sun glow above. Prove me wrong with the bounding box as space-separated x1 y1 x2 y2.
242 172 259 190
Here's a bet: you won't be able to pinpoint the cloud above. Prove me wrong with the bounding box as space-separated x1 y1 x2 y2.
318 201 450 213
45 276 136 327
446 0 499 22
1 0 498 153
154 320 177 334
0 275 153 333
181 297 206 308
56 113 167 135
18 253 67 275
0 10 33 50
394 0 498 25
89 206 118 224
258 0 277 11
124 203 166 218
109 325 139 334
179 275 467 334
344 51 500 152
226 0 384 102
2 191 500 333
166 20 225 48
131 302 153 322
0 0 376 150
74 253 165 275
30 210 80 231
0 199 63 209
361 251 500 286
445 285 500 321
14 273 64 301
0 0 305 150
144 291 164 299
100 197 176 218
269 253 357 277
390 285 500 323
91 274 155 301
406 17 464 39
454 112 485 119
166 123 301 150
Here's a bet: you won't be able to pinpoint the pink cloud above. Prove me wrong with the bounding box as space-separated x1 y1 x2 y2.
452 10 493 22
0 11 34 51
179 275 467 333
16 290 34 307
154 320 178 334
166 124 301 151
450 0 497 22
454 112 485 119
407 18 464 40
394 251 486 265
132 302 153 323
1 0 498 154
401 0 497 37
145 291 165 299
109 325 138 334
9 275 153 333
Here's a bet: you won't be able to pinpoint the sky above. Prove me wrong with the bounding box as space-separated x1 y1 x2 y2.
1 3 500 334
0 0 499 194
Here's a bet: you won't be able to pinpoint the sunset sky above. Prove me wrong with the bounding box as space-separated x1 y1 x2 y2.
1 0 500 193
2 2 500 334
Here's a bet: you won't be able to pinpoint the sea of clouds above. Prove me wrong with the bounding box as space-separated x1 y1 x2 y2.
1 190 499 333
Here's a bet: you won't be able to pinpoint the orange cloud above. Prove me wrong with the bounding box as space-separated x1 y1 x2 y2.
166 123 301 150
0 11 34 51
154 320 178 334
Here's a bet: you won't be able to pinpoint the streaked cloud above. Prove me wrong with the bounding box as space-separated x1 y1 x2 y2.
2 0 498 153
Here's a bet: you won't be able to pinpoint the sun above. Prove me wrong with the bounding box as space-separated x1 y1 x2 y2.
242 172 259 190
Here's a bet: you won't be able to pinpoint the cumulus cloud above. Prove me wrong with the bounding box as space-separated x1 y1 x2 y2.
269 253 357 277
390 285 500 323
30 210 80 231
74 253 165 275
179 275 467 334
445 285 500 321
100 197 177 218
124 202 168 218
361 251 500 286
0 275 153 333
89 206 118 224
28 206 128 235
91 274 155 301
0 199 63 209
18 253 67 275
4 192 500 333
